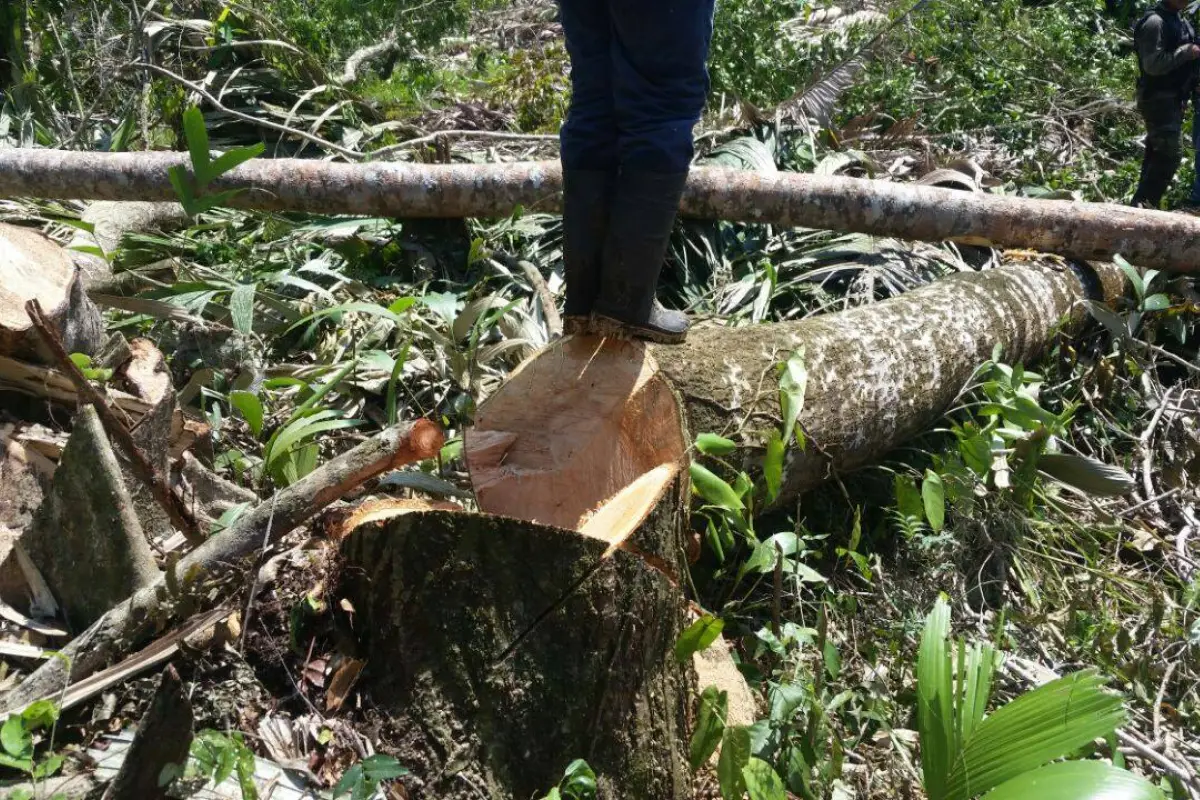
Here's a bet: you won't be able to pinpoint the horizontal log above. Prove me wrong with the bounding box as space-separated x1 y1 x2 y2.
470 259 1128 515
1 149 1199 271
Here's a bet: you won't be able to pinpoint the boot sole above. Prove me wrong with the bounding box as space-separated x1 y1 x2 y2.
589 314 688 345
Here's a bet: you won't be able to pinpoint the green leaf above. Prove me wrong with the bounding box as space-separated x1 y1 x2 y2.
675 615 725 662
917 596 954 800
422 292 462 325
944 670 1126 800
743 757 787 800
207 143 265 179
779 348 808 448
696 433 738 457
167 165 197 215
182 106 212 186
229 391 264 437
0 752 33 772
1142 293 1171 312
20 700 58 730
559 758 596 799
690 687 728 770
228 283 256 334
1037 452 1135 497
763 430 784 503
690 463 744 512
284 302 408 336
1 715 30 759
895 474 924 522
334 763 365 798
922 470 946 532
979 761 1163 800
361 753 409 781
1114 255 1144 300
717 726 752 800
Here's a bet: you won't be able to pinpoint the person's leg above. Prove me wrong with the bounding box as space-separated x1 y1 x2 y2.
1132 94 1185 209
589 0 715 344
558 0 618 334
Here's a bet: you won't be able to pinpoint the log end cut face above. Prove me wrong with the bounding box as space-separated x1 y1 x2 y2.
465 335 686 533
0 223 76 333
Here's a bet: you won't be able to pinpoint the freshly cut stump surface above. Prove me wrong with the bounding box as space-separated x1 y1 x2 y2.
466 336 686 532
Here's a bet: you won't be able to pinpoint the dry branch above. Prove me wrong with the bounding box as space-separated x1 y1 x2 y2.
3 150 1200 269
2 420 444 712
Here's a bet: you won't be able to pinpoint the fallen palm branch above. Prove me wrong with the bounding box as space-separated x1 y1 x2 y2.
0 150 1199 270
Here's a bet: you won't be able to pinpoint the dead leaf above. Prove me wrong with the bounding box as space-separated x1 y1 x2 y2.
324 658 365 712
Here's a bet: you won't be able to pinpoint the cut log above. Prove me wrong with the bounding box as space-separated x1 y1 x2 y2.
3 150 1200 270
468 259 1127 512
0 223 104 362
336 460 693 800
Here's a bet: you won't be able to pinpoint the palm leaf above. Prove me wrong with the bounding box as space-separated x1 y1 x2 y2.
917 596 955 800
980 761 1163 800
945 670 1126 800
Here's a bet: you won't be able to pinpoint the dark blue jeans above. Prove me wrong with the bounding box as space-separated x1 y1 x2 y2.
558 0 716 174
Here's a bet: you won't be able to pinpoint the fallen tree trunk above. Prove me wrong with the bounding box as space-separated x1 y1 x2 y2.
2 150 1200 270
468 259 1127 514
2 420 443 712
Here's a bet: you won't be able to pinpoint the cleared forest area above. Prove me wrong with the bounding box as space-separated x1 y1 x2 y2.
0 1 1197 799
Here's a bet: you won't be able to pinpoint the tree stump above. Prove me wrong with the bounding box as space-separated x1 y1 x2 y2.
0 223 104 363
338 342 695 800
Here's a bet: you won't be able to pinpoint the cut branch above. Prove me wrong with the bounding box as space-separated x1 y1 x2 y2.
2 151 1200 270
2 420 444 712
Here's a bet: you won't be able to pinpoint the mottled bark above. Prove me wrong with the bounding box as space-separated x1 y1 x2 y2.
337 505 694 800
2 420 444 713
2 150 1200 270
649 260 1127 507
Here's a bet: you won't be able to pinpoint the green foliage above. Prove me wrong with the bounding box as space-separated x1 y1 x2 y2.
334 754 410 800
916 596 1161 800
675 615 726 663
0 700 66 794
190 730 258 799
168 106 265 218
538 759 597 800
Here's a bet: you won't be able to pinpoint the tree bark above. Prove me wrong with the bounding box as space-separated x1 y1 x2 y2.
0 223 105 362
1 150 1200 270
470 259 1127 512
336 496 694 800
104 665 193 800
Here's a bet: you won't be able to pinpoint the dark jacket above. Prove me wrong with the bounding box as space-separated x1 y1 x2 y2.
1135 3 1199 99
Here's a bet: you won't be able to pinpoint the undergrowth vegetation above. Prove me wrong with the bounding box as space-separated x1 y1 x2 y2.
1 0 1199 798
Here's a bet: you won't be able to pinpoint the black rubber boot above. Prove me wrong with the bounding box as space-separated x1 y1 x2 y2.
590 170 690 344
561 170 615 336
